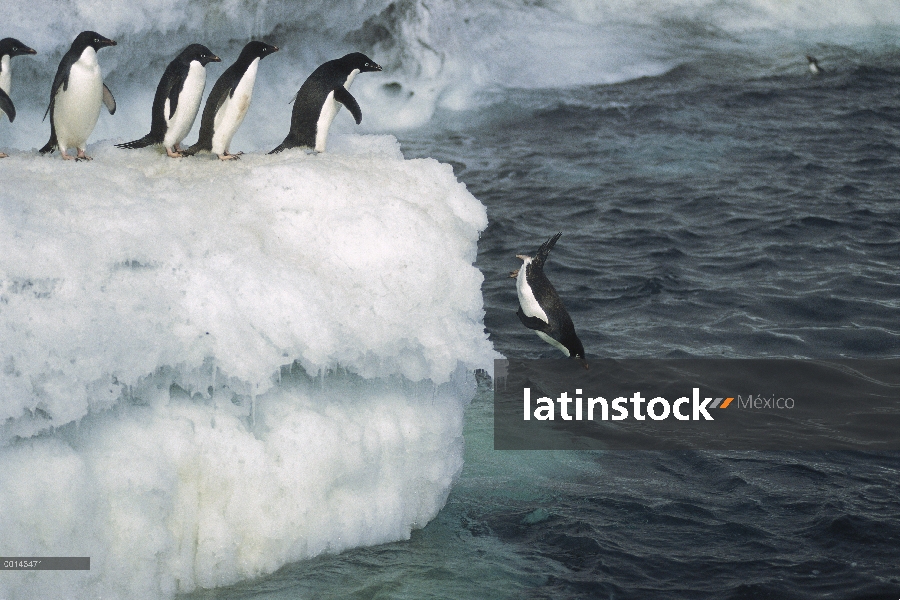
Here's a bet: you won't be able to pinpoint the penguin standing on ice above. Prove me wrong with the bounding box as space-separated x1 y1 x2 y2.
116 44 220 157
510 233 587 365
807 55 823 75
40 31 117 160
269 53 381 154
183 41 278 160
0 37 37 158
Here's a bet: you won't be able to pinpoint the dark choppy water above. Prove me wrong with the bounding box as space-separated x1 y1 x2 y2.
186 54 900 599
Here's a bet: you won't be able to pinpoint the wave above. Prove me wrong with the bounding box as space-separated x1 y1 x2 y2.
2 0 899 148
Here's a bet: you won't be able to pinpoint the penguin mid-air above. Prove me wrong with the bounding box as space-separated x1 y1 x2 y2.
269 52 382 154
183 41 278 160
116 44 220 157
0 37 37 158
510 233 587 366
807 55 823 75
39 31 117 160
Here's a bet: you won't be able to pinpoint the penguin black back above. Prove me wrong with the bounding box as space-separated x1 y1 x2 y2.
514 233 586 363
188 41 278 153
117 44 220 149
271 52 381 153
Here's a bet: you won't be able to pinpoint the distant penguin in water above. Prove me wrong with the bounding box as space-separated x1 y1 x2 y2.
39 31 117 160
269 53 382 154
183 41 278 160
116 44 220 157
0 37 37 158
807 55 823 75
510 233 587 365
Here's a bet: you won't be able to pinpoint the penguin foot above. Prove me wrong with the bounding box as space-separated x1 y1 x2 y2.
0 152 8 159
218 153 240 161
166 148 184 158
61 153 76 161
509 269 520 279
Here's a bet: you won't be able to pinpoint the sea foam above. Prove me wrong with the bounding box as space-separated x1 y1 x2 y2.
0 134 497 598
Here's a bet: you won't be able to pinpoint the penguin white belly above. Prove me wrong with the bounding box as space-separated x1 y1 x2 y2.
1 56 11 123
163 62 206 150
516 260 549 323
54 49 103 151
0 56 11 95
516 260 571 357
314 68 359 152
211 58 258 155
314 91 339 152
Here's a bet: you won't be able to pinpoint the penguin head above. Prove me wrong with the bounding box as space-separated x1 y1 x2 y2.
564 334 588 367
179 44 221 66
239 41 279 62
73 31 117 52
339 53 383 73
0 38 37 58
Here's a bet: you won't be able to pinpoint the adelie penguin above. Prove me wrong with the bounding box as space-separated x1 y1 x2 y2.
183 41 278 160
116 44 221 158
0 37 37 158
270 53 381 154
510 233 587 367
40 31 117 161
807 55 823 76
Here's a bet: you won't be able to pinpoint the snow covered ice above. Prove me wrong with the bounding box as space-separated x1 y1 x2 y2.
0 135 497 598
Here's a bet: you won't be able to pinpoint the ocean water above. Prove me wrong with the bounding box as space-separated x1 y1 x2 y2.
1 1 899 598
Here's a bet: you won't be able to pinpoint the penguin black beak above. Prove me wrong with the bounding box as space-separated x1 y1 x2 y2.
272 46 280 52
26 47 37 55
579 358 589 370
106 40 117 47
212 55 222 62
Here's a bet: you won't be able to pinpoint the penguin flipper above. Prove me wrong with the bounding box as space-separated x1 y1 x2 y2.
102 84 116 115
517 307 554 335
333 86 362 124
0 88 15 123
163 63 189 120
45 51 76 122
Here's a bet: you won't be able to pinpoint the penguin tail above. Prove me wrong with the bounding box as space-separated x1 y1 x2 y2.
180 143 202 157
115 134 157 150
533 232 562 267
39 138 56 155
269 135 302 155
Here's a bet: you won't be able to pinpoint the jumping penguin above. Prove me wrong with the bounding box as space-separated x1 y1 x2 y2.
269 53 381 154
510 233 587 365
0 37 37 158
39 31 117 160
807 55 823 76
183 41 278 160
116 44 221 157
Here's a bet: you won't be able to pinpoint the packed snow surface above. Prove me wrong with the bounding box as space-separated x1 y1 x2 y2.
0 134 496 598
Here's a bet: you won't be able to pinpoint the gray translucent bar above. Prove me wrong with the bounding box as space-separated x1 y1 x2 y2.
0 557 90 570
